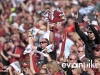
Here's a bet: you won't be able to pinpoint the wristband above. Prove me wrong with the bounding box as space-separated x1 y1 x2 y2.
28 33 32 37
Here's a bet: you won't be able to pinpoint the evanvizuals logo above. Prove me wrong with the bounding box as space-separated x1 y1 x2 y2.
62 60 100 70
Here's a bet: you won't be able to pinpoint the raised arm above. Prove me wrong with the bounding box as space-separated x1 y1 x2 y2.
29 51 36 74
28 31 37 50
11 0 17 7
49 31 54 44
20 0 27 10
75 22 88 43
84 17 100 43
49 23 55 44
89 25 100 43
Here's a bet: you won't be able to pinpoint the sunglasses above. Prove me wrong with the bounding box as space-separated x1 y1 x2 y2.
68 58 76 60
94 49 100 52
77 50 83 53
87 32 93 34
71 68 75 70
40 41 48 44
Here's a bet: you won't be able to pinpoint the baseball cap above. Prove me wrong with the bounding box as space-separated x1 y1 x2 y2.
93 44 100 49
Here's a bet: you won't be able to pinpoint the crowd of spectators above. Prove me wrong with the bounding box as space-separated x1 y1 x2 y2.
0 0 100 75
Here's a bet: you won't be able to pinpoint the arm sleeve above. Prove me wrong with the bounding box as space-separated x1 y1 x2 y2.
89 25 100 43
49 48 56 60
37 47 42 51
75 22 88 43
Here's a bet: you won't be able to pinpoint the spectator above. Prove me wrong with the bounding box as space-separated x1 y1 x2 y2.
58 32 74 58
77 46 86 62
47 60 64 75
0 0 100 75
68 54 79 64
0 42 10 68
75 19 100 62
22 61 33 75
39 68 48 75
70 44 78 54
93 44 100 57
6 38 23 64
94 57 100 75
62 54 79 75
82 58 95 75
71 68 82 75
